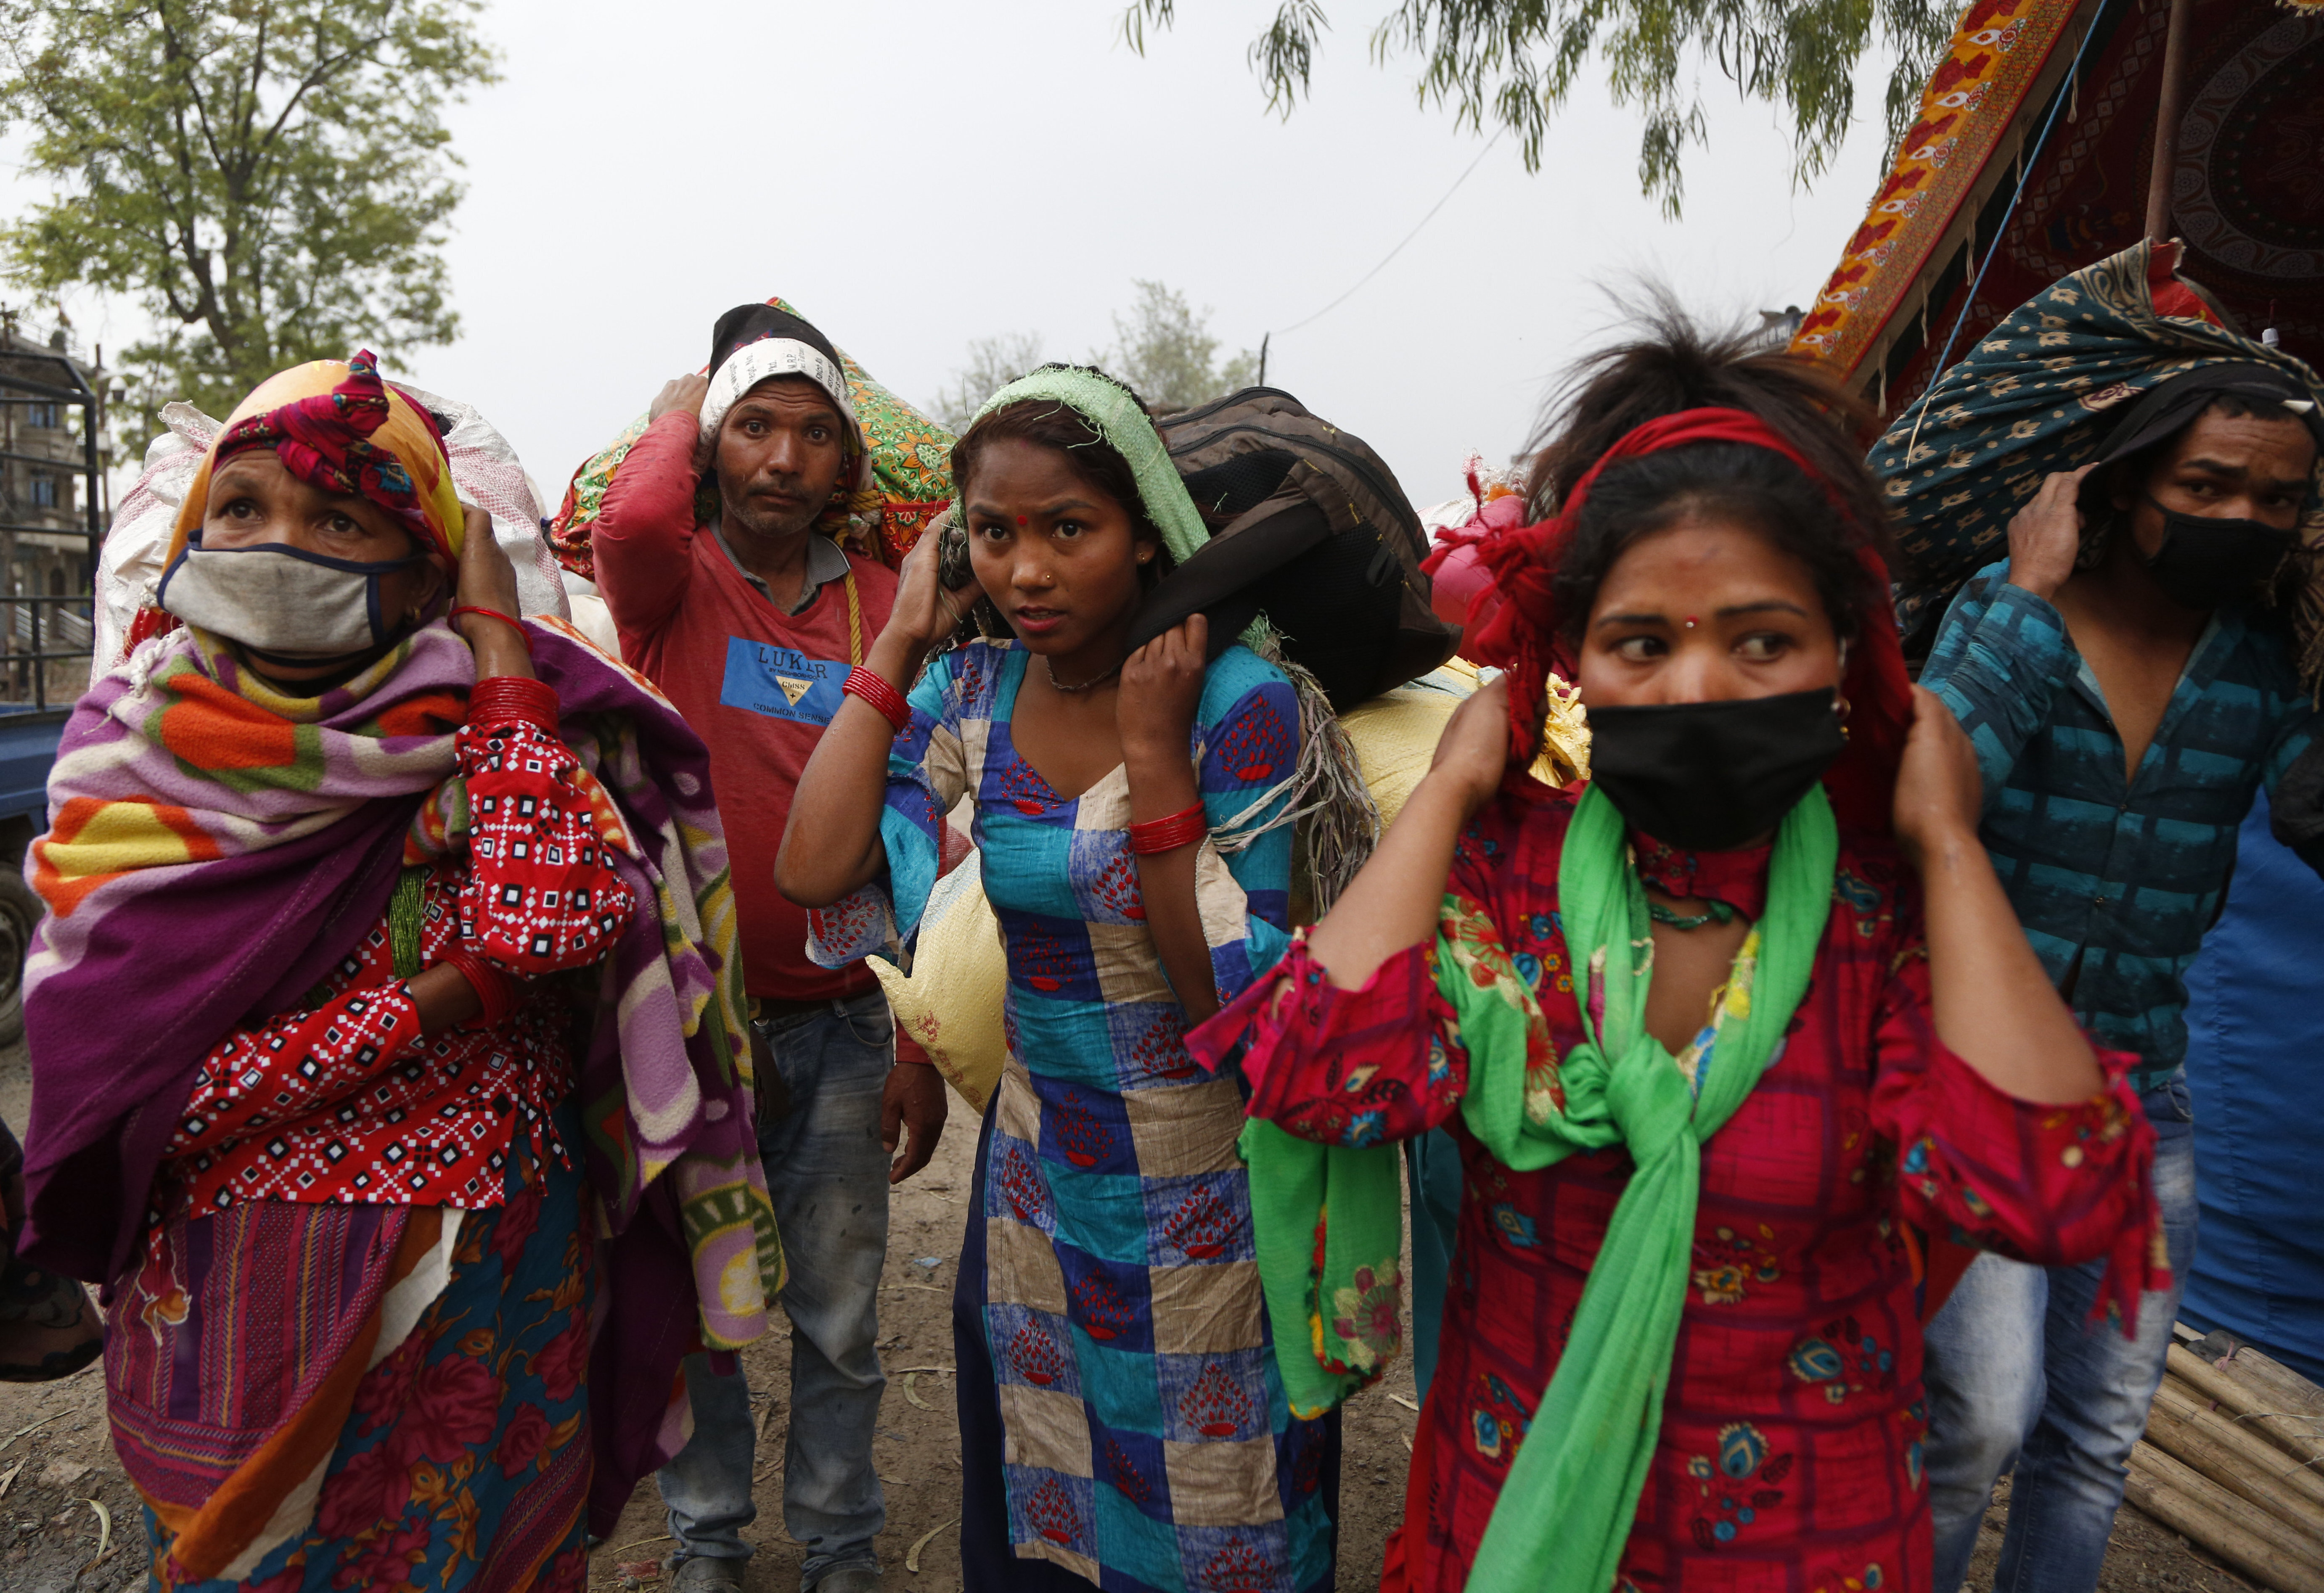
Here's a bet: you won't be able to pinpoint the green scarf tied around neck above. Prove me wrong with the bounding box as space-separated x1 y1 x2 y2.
1243 782 1838 1591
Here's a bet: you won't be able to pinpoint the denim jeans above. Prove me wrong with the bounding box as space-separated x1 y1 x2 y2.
1922 1075 2197 1593
656 990 895 1588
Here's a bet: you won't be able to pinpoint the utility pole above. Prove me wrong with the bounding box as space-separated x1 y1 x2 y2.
2143 0 2194 241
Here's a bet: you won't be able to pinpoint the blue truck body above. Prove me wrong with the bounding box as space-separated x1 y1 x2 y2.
0 705 64 830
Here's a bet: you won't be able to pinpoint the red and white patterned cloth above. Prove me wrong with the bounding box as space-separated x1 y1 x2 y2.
160 682 637 1217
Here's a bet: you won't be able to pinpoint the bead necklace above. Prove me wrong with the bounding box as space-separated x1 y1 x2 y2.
1646 898 1737 930
1044 657 1123 694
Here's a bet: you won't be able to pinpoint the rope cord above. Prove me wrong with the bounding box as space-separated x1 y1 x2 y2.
1902 12 2110 460
844 568 865 666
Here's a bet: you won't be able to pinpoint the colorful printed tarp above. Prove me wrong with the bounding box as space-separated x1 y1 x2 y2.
1793 0 2324 410
1791 0 2083 386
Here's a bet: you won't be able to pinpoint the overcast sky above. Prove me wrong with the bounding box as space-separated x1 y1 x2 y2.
12 0 1900 514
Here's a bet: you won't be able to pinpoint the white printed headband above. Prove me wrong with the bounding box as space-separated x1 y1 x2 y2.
698 338 858 444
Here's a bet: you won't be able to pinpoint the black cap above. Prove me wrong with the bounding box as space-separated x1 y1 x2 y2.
709 304 842 379
2095 362 2324 468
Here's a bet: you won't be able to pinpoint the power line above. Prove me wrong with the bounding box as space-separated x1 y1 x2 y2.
1271 129 1507 342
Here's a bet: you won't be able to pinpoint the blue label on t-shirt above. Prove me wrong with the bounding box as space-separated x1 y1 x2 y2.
719 638 847 725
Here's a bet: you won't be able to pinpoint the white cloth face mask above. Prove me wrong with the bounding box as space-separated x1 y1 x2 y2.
156 540 424 658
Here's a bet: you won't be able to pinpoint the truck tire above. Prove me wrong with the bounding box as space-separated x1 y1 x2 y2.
0 870 41 1047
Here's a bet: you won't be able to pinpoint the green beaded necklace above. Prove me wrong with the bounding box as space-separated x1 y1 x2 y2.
1645 897 1736 930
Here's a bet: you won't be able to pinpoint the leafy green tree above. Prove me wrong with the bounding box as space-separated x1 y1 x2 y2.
0 0 498 428
1097 280 1256 412
935 285 1257 427
932 332 1048 432
1124 0 1956 216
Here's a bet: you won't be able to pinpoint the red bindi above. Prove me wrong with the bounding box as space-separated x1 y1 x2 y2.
1016 515 1028 526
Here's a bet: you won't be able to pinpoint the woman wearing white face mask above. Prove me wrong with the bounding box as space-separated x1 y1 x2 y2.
19 354 782 1593
154 424 459 683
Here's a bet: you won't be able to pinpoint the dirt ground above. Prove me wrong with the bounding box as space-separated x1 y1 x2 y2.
0 1038 2272 1592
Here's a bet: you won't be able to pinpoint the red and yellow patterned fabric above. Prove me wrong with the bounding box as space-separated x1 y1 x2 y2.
161 705 635 1218
173 351 466 569
1789 0 2081 386
1792 0 2324 407
1208 785 2160 1592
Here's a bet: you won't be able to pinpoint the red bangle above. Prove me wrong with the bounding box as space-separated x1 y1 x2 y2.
439 942 521 1029
467 675 560 732
1128 803 1208 856
844 666 911 732
451 605 533 655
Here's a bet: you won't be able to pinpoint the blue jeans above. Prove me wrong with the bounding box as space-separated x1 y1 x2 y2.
655 991 895 1588
1922 1076 2198 1593
1405 1126 1462 1403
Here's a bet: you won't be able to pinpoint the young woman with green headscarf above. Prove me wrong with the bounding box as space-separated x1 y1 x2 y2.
780 366 1337 1592
1184 319 2168 1593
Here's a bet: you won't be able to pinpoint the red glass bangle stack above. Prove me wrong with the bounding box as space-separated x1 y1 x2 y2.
439 943 520 1029
844 666 911 732
1128 803 1208 856
466 675 560 732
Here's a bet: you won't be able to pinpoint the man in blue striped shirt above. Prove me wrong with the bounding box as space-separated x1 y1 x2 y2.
1916 365 2322 1593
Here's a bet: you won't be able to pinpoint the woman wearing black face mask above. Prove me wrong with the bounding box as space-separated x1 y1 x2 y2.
1181 314 2168 1593
1906 367 2323 1593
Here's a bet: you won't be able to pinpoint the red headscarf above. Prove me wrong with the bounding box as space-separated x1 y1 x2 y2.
194 350 464 567
122 352 466 658
1425 407 1912 833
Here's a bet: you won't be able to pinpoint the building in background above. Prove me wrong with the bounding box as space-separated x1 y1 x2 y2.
0 319 106 706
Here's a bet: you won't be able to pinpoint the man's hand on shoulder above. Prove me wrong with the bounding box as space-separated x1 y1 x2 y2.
649 374 709 424
2004 464 2096 603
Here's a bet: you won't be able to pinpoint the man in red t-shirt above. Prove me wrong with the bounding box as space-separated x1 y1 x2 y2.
593 304 946 1593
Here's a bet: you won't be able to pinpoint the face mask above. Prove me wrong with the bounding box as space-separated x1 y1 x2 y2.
156 539 426 662
1585 687 1847 852
2139 495 2297 611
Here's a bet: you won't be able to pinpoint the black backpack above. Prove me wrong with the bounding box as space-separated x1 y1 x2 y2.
1129 388 1458 711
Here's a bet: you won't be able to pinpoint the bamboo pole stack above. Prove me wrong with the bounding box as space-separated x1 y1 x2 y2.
2128 1326 2324 1592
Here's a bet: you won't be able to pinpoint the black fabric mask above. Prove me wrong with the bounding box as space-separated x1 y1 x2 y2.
1585 687 1848 852
2139 495 2296 611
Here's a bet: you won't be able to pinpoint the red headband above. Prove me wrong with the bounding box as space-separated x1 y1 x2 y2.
211 351 458 565
1428 406 1911 833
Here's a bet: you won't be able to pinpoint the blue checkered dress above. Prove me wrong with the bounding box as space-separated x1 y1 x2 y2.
813 638 1334 1593
1922 563 2321 1082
